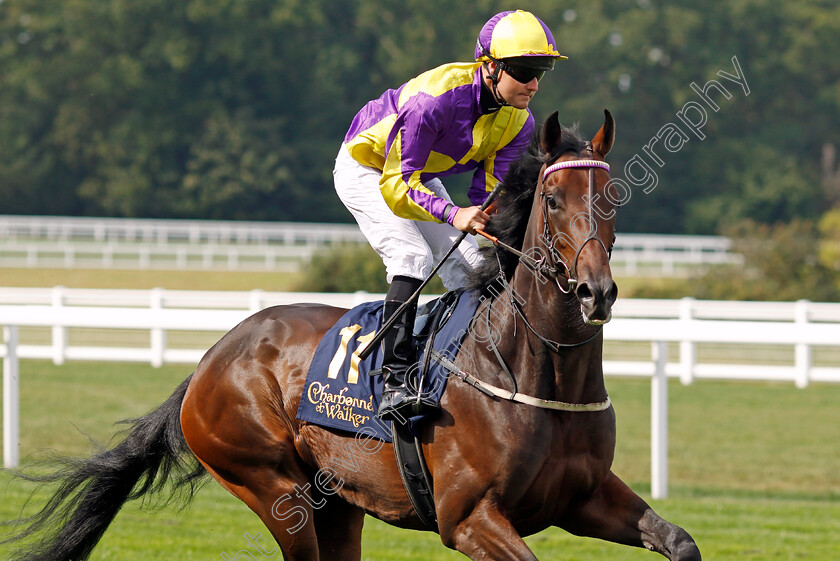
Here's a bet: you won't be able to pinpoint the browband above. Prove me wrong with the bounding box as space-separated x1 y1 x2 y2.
543 159 610 181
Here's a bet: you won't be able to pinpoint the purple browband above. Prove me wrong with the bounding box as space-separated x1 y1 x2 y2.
543 159 610 181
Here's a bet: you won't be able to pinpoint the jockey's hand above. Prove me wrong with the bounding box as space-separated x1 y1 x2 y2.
452 206 490 235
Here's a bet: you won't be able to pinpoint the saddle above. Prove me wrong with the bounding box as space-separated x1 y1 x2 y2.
296 290 479 529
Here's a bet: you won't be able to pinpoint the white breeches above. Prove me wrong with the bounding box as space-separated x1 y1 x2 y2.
333 144 483 290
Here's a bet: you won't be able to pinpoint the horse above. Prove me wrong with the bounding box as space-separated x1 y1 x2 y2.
3 110 701 561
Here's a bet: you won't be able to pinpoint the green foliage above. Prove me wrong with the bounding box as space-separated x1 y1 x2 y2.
685 143 822 233
615 275 694 300
296 244 389 293
178 109 294 220
294 243 446 294
690 218 840 302
1 0 839 234
818 206 840 279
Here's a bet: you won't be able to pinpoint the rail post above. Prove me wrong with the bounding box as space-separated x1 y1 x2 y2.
651 340 669 499
249 289 265 312
150 288 166 368
679 297 696 385
3 325 20 468
51 286 66 365
795 299 811 389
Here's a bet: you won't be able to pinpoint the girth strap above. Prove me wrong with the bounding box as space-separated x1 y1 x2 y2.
390 421 437 529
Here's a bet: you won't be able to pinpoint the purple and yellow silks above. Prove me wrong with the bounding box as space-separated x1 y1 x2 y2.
344 62 533 223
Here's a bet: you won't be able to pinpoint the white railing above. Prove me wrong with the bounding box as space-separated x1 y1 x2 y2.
0 241 316 272
0 215 739 276
610 233 742 276
2 288 838 499
0 286 410 311
0 215 367 246
0 236 739 275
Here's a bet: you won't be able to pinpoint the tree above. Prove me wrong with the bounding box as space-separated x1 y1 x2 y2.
691 219 840 302
819 206 840 280
1 0 838 234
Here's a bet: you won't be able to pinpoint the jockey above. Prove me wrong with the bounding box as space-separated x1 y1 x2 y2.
334 10 566 421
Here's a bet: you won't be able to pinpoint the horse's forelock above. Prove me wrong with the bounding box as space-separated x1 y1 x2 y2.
547 123 588 160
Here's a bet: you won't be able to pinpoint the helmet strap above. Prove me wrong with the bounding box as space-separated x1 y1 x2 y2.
483 61 510 107
478 44 511 107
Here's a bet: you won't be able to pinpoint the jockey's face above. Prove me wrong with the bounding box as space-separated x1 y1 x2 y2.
486 61 539 110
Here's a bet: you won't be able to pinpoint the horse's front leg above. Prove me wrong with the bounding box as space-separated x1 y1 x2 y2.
558 471 701 561
438 498 538 561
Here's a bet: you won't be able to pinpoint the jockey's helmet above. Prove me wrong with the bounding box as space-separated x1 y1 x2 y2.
475 10 567 72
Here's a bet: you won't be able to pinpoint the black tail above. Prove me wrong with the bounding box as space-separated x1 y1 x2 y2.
2 374 206 561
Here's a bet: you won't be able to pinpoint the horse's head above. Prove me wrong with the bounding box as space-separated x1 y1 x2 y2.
534 109 618 325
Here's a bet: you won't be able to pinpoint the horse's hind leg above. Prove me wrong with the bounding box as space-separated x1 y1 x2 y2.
558 472 701 560
197 455 323 560
181 369 324 559
196 453 364 561
313 496 365 561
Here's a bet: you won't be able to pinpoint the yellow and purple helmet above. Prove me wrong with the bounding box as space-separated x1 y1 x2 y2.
475 10 566 71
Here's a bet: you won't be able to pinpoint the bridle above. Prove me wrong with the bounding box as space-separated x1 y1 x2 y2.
477 146 613 295
538 145 612 294
431 148 615 412
473 147 615 354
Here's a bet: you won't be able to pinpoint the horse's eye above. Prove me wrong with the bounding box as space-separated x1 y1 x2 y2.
546 196 558 210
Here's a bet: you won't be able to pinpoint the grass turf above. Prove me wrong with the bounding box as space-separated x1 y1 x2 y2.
0 361 838 560
0 267 300 291
1 267 838 559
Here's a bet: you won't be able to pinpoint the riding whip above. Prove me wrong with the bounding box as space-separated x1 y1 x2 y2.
358 183 504 360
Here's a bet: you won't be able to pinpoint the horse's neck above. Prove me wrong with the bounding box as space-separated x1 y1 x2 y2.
492 254 606 404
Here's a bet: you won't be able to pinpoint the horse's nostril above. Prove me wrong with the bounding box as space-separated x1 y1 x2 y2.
576 283 594 301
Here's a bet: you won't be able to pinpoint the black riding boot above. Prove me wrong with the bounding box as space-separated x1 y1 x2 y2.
376 298 419 421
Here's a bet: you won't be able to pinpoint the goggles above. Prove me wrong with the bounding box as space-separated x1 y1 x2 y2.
501 62 545 84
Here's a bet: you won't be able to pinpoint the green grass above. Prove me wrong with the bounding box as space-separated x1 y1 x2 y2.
0 267 684 296
0 267 301 291
0 361 838 560
1 268 838 559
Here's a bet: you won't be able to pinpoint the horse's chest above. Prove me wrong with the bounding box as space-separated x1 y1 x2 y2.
498 424 615 515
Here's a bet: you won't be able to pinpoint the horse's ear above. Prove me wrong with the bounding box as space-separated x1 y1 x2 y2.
591 109 615 157
540 111 562 154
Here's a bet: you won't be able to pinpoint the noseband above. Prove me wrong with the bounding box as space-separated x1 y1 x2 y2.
538 152 611 293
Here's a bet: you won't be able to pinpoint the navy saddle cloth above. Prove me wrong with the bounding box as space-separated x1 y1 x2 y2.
296 290 479 442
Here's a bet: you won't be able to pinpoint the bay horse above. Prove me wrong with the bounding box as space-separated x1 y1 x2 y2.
3 110 701 560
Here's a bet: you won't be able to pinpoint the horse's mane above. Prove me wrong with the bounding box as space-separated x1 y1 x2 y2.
464 123 588 294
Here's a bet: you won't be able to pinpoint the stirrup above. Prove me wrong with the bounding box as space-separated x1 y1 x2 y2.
379 402 440 422
378 388 440 421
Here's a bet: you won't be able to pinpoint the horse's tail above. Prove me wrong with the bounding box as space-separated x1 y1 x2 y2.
2 374 206 561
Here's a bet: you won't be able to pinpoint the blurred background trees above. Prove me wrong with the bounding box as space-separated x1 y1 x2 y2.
2 0 840 299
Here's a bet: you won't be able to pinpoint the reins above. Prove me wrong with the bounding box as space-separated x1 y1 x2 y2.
476 149 613 352
434 150 614 412
488 252 604 353
476 152 612 293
